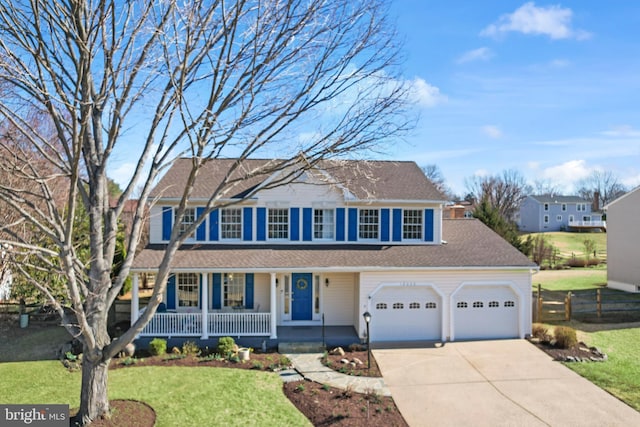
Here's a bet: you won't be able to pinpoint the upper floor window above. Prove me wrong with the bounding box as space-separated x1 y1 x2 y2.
359 209 379 239
577 203 587 212
221 208 242 240
268 208 289 239
543 203 549 211
314 209 334 239
176 208 195 238
177 273 199 308
561 203 567 211
223 273 245 308
403 209 423 240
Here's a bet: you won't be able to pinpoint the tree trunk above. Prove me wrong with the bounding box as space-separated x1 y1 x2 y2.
77 350 110 426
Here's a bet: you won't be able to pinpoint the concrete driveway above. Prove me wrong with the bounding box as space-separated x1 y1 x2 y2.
374 339 640 427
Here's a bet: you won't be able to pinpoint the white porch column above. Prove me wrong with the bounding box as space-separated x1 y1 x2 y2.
201 274 209 339
270 272 277 339
131 273 139 326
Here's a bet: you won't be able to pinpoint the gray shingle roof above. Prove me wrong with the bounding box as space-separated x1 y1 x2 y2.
529 194 588 204
132 219 535 270
150 158 445 201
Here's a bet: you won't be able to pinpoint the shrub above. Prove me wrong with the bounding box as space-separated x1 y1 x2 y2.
251 361 264 370
217 336 236 356
554 326 577 349
181 341 201 356
149 338 167 356
565 257 587 268
531 323 551 342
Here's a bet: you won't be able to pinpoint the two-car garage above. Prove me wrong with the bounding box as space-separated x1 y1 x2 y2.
368 282 523 342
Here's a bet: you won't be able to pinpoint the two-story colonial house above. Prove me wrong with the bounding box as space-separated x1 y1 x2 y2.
130 158 536 345
518 194 604 233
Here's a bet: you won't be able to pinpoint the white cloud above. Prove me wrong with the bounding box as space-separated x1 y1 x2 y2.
480 2 591 40
473 168 491 178
457 47 493 64
541 159 592 190
409 77 447 108
601 125 640 137
622 173 640 189
481 125 503 139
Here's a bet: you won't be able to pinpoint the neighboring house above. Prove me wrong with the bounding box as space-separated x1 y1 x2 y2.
518 194 604 233
131 158 536 345
605 186 640 293
444 200 476 219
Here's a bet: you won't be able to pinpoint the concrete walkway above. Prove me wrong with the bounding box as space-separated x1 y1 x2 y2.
374 340 640 427
286 353 391 396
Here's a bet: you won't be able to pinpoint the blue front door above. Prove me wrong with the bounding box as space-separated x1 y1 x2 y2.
291 273 313 321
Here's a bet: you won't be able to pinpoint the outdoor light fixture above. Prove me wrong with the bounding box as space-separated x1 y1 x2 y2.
325 278 330 287
275 278 279 287
363 311 372 371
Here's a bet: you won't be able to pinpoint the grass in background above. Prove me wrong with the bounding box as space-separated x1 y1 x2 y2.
566 326 640 411
525 231 607 262
533 268 607 291
0 362 311 427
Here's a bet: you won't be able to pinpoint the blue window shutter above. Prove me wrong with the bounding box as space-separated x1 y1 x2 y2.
212 273 221 309
290 208 300 241
209 210 219 241
425 208 434 241
336 208 345 241
302 208 313 241
243 207 253 241
166 275 176 310
381 209 390 241
196 207 206 241
162 207 172 241
256 207 266 241
348 208 358 241
245 273 254 309
392 209 402 241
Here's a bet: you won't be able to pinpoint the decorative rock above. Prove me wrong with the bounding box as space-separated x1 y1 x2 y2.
340 358 349 364
331 347 345 356
566 356 576 362
171 346 181 354
123 343 136 357
353 358 363 365
349 362 356 368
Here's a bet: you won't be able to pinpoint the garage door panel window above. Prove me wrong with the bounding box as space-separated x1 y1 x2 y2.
375 303 387 310
409 302 420 309
489 301 499 308
505 301 515 307
392 302 403 309
472 301 483 308
457 301 468 308
426 302 437 309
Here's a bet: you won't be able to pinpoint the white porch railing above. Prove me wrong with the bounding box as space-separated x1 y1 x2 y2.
208 312 271 336
568 220 606 228
139 312 271 337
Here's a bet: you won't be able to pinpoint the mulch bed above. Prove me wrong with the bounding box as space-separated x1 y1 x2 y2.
322 349 382 377
529 338 607 362
69 400 155 427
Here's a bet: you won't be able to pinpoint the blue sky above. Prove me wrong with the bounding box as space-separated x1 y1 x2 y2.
387 0 640 195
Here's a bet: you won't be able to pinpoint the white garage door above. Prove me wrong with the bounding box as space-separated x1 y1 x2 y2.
370 286 442 342
453 285 519 340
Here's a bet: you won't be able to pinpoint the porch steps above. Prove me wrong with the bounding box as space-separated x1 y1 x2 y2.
278 341 326 354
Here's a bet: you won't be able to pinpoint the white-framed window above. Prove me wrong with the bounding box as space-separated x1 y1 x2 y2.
314 209 334 239
223 273 245 308
176 208 195 238
221 208 242 240
544 215 549 224
268 208 289 239
359 209 379 239
543 203 549 211
177 273 199 308
561 203 567 211
577 203 587 212
569 215 575 222
403 209 423 240
556 215 562 222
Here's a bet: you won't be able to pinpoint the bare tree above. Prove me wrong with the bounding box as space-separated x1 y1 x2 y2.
465 169 532 220
421 164 453 200
532 178 560 196
0 0 410 424
576 170 626 208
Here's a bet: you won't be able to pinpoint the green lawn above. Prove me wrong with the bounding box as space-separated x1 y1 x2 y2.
0 362 311 426
533 268 607 291
525 231 607 262
566 326 640 411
